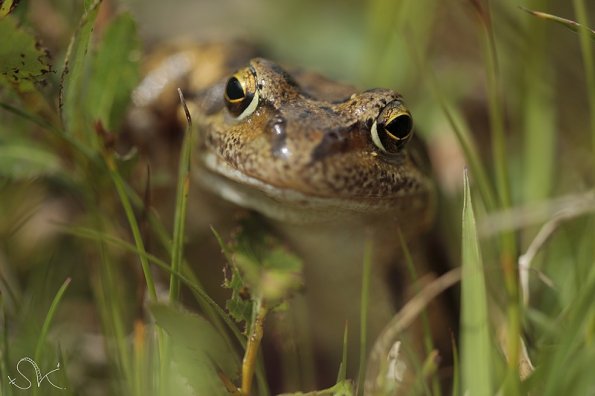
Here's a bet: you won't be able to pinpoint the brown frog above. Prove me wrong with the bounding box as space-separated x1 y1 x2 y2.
127 42 449 391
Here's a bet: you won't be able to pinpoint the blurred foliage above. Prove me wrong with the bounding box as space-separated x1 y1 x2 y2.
150 303 241 395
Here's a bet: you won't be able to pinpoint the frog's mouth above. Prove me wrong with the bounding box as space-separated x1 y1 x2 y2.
196 151 434 226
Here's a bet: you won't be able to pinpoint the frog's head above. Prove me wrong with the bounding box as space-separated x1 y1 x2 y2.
193 58 434 225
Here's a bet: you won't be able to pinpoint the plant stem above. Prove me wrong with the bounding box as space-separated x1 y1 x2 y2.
572 0 595 153
475 1 520 389
241 299 268 395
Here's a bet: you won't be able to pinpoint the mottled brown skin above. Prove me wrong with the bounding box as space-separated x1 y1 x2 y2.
128 43 448 391
190 57 434 229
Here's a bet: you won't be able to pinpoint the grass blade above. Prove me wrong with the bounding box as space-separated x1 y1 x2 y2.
86 12 140 130
407 39 497 211
460 169 492 395
337 323 348 383
520 6 556 204
33 278 71 363
33 278 70 396
356 240 372 395
106 159 157 301
470 2 520 383
64 225 247 349
521 7 595 39
571 1 595 155
169 89 193 302
59 0 101 141
471 1 510 209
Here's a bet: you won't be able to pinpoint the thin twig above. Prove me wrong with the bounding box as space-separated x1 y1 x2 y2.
517 206 588 305
241 299 268 395
480 190 595 236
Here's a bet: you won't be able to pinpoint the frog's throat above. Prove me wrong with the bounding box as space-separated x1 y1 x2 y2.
196 152 433 226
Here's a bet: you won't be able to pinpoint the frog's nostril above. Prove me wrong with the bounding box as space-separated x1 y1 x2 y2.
385 114 412 140
268 115 289 159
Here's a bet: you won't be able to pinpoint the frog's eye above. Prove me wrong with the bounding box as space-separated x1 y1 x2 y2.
224 68 259 120
371 101 413 153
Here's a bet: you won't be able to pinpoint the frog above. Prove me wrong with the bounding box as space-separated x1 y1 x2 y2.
126 41 451 391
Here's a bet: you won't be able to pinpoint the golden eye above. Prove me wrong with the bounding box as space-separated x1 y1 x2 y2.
224 68 259 120
371 101 413 153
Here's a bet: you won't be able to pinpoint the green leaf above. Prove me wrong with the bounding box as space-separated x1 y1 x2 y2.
0 143 61 178
0 0 17 17
229 217 303 307
59 0 101 137
218 217 303 336
460 170 492 395
223 266 253 327
0 16 51 89
278 380 354 396
150 303 240 396
86 12 140 130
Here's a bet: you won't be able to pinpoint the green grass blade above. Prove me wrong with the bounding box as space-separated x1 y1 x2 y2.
408 41 497 211
169 90 193 302
0 101 54 130
571 1 595 155
520 7 556 204
59 0 101 141
56 346 73 395
460 169 492 395
356 240 372 395
473 2 511 210
0 144 61 179
106 162 157 301
542 267 595 395
64 226 247 349
470 3 520 382
96 235 133 387
111 183 235 353
337 323 348 383
86 12 140 130
33 278 71 363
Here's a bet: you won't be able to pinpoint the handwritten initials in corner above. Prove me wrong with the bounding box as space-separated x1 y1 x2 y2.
7 357 66 390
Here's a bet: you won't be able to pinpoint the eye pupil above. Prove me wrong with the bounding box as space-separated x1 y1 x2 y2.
385 114 412 140
224 69 259 119
225 77 245 101
370 107 413 154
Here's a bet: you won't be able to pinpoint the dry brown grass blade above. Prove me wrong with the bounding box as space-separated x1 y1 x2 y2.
364 268 461 395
